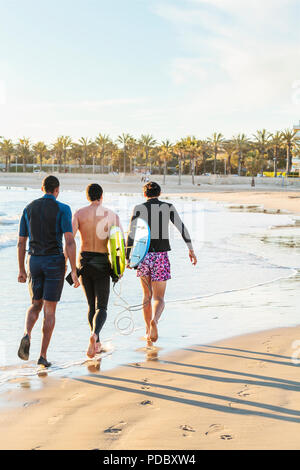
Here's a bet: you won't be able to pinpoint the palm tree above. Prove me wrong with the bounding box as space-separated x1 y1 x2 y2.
180 136 199 184
78 137 92 170
173 141 186 185
16 138 31 172
139 134 157 173
253 129 271 175
33 141 48 171
222 140 236 175
0 138 14 172
232 133 250 176
53 136 72 172
159 140 173 185
95 134 111 173
117 133 133 174
129 137 139 174
207 132 225 174
269 132 283 177
281 129 299 175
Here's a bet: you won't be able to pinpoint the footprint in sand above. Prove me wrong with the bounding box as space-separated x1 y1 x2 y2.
68 393 85 401
205 424 234 441
23 400 40 408
48 415 64 425
205 424 226 436
140 400 153 406
237 385 250 397
104 421 127 435
180 425 196 437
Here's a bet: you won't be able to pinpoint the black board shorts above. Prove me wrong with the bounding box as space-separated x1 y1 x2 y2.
28 254 65 302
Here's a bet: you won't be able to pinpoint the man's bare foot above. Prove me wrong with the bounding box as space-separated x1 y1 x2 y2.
95 341 102 354
87 334 97 358
147 339 153 348
150 320 158 343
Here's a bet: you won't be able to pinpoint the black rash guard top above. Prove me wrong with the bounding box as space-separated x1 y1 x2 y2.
126 198 193 260
19 194 73 256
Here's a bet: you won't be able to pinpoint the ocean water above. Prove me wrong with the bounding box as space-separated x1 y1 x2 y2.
0 186 300 390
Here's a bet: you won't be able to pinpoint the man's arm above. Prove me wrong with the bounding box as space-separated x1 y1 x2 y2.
72 211 79 238
61 205 80 287
17 236 27 283
64 232 80 287
64 211 79 261
170 204 197 266
18 208 29 283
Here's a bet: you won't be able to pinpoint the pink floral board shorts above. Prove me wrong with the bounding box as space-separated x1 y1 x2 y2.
137 252 171 282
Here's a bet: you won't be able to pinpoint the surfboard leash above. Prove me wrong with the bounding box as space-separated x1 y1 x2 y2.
112 277 153 335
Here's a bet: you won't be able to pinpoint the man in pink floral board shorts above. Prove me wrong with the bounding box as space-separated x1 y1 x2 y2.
126 182 197 344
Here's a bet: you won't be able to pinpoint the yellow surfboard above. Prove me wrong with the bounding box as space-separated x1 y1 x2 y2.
109 226 125 279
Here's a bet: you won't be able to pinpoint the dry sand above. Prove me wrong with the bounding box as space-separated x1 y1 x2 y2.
1 172 300 450
1 327 300 450
1 172 300 214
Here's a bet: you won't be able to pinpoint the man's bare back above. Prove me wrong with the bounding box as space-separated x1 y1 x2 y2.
73 201 121 253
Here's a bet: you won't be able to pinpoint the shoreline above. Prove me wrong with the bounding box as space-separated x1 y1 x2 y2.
1 173 300 215
1 325 300 449
1 174 300 449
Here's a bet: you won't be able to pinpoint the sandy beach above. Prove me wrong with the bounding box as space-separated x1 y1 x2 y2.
1 326 300 450
1 172 300 214
0 173 300 450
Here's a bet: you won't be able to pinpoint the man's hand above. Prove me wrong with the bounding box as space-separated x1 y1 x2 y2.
18 270 27 283
126 262 133 270
189 249 197 266
71 270 80 288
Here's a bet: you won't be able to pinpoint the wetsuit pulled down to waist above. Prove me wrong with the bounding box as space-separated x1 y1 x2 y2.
79 252 111 342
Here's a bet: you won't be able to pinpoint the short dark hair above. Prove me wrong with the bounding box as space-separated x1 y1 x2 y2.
144 181 161 198
86 183 103 202
42 175 60 194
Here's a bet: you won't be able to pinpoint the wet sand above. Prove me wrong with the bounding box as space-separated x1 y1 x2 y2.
1 327 300 450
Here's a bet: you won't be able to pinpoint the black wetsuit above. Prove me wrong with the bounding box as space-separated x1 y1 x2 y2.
79 252 111 342
126 198 193 259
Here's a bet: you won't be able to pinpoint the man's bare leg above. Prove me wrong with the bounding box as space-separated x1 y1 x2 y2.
87 333 97 358
150 281 167 343
40 301 57 361
18 299 43 361
25 299 44 339
140 277 152 339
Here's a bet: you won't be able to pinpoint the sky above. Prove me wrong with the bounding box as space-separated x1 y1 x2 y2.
0 0 300 144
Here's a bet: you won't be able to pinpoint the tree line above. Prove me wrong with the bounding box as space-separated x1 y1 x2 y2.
0 129 299 183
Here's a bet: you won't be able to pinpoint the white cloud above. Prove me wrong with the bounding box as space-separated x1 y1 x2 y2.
153 0 300 135
171 58 209 84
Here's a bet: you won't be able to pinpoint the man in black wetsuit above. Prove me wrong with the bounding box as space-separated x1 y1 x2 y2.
17 176 80 368
72 184 123 358
126 181 197 344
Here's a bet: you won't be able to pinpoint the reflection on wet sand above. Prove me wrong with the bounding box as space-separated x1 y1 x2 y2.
86 358 101 374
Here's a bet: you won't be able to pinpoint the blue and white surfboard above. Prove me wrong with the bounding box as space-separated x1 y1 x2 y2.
129 218 151 268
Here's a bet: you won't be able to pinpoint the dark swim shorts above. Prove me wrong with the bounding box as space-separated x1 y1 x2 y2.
28 254 66 302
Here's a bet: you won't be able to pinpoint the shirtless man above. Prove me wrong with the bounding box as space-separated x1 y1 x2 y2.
72 184 122 358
